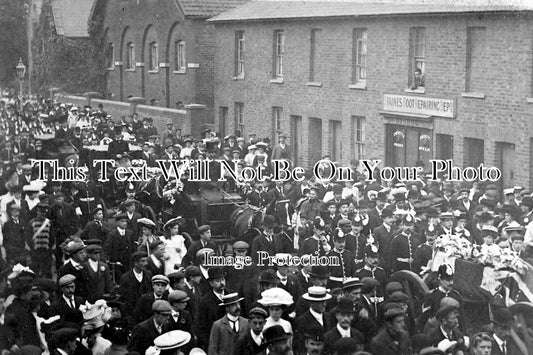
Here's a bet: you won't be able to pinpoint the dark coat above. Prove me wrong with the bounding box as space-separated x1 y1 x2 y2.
370 327 412 355
127 316 162 355
104 228 136 274
235 331 267 355
324 326 364 355
209 315 249 355
50 295 85 323
83 260 113 302
251 233 288 264
294 311 332 354
5 298 41 349
196 290 229 349
419 326 468 354
119 269 153 313
178 282 202 321
133 292 169 323
79 220 109 244
163 310 193 333
57 261 91 299
146 256 165 276
181 239 218 267
2 218 26 262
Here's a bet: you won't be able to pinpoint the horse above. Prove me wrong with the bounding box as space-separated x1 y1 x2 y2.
230 204 266 246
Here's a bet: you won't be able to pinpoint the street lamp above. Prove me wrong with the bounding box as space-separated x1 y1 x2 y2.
15 57 26 111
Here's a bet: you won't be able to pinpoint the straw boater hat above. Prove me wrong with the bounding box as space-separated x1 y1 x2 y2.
218 293 244 307
302 286 332 302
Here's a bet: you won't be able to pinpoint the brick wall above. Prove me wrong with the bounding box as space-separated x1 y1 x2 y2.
213 13 533 187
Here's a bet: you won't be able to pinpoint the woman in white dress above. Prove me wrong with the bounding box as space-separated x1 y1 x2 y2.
163 217 187 274
258 287 294 346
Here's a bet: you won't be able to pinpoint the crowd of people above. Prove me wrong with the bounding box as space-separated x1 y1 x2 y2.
0 94 532 355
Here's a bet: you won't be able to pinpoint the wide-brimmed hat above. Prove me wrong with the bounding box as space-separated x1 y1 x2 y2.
218 292 244 306
335 298 357 314
342 278 363 291
138 218 156 229
154 330 191 350
308 266 330 279
303 286 332 302
258 287 293 306
163 217 183 231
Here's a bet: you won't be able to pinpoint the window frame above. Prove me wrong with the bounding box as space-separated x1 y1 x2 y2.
107 43 115 70
274 30 285 78
272 106 282 140
352 28 367 86
408 27 426 91
126 42 135 71
352 116 365 160
235 31 245 78
235 102 244 136
148 42 158 73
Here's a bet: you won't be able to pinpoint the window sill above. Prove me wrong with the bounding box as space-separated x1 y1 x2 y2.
270 78 284 84
107 67 115 71
125 68 136 72
405 87 425 94
348 83 367 90
461 92 485 99
527 98 533 104
148 70 159 74
232 76 245 81
173 70 187 74
306 81 322 87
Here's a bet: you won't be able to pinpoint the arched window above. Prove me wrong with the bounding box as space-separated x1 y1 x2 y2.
175 40 186 72
126 42 135 70
149 42 158 72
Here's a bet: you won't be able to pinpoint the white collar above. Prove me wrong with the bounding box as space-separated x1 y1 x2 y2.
62 294 75 305
200 265 209 279
127 211 134 218
251 330 263 346
493 333 505 347
150 254 162 268
336 323 351 338
70 259 81 268
227 314 239 322
88 259 98 271
56 349 69 355
172 310 179 319
277 271 287 283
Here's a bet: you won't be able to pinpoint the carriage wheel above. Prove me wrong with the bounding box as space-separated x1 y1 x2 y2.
389 270 430 323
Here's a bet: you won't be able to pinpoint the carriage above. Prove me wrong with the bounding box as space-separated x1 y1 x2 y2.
34 134 79 166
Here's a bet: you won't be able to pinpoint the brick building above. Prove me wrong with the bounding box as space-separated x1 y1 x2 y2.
209 1 533 189
91 0 249 123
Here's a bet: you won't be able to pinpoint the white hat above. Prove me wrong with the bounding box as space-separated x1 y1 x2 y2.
302 286 332 302
258 287 294 306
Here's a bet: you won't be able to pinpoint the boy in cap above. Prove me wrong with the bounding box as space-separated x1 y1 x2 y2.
127 300 172 354
181 225 218 267
181 265 202 320
58 241 89 298
164 290 193 335
209 293 249 355
235 307 268 355
133 275 170 323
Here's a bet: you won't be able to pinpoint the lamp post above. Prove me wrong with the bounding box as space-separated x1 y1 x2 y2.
15 57 26 111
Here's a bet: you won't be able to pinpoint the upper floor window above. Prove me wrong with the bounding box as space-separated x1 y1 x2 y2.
126 42 135 70
175 40 186 72
274 30 285 78
352 29 367 85
235 31 245 78
235 102 244 136
107 43 115 70
408 27 425 90
149 42 158 72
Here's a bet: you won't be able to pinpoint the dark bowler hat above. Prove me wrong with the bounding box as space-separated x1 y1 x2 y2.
304 325 326 342
263 215 277 228
308 265 330 279
114 212 128 221
435 302 459 320
185 265 202 278
207 266 225 280
258 269 278 284
335 298 357 314
86 244 102 254
361 277 379 294
263 325 290 345
492 307 514 326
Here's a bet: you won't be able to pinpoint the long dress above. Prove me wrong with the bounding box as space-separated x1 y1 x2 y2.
164 234 187 274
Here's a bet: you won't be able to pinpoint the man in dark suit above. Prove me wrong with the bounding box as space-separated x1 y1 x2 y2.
164 290 193 333
209 293 249 355
2 203 26 263
294 287 333 354
490 308 522 355
119 251 153 313
235 307 268 355
252 215 290 264
127 300 172 354
79 207 109 243
373 206 395 270
50 328 79 355
107 132 129 157
140 143 157 167
146 240 166 276
104 213 135 277
124 199 142 237
133 275 170 323
196 267 231 350
370 306 412 355
179 265 203 321
51 274 85 323
58 242 90 299
324 298 364 354
83 244 113 302
181 225 218 267
418 302 468 354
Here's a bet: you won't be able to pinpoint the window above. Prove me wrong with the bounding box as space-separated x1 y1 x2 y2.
408 28 425 90
234 102 244 136
149 42 158 72
463 137 484 168
219 106 228 138
309 29 321 82
235 31 245 78
272 106 282 140
126 42 135 70
352 29 367 85
175 40 186 72
465 27 486 93
107 43 115 69
273 30 285 78
352 116 365 159
436 134 453 160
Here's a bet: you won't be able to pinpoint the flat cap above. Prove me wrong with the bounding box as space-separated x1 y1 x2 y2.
151 275 170 285
59 274 76 287
197 225 211 234
232 241 249 251
168 290 190 304
151 300 172 313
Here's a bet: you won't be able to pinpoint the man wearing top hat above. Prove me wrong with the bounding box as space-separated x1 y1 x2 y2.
83 243 112 302
197 266 232 350
251 215 290 264
324 298 364 355
208 293 249 355
294 287 333 354
104 212 135 277
128 299 172 354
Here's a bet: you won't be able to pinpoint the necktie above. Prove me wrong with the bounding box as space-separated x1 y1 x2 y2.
230 320 238 332
69 298 75 309
502 342 507 355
